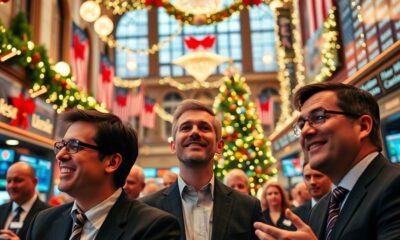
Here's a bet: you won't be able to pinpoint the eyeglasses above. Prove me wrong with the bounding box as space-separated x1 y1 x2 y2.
293 108 361 136
54 138 99 155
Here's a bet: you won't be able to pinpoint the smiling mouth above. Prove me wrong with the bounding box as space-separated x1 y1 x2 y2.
307 141 326 151
184 142 207 147
60 167 75 174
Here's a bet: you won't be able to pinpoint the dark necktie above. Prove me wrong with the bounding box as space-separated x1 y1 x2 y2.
8 206 23 233
325 187 349 240
69 208 87 240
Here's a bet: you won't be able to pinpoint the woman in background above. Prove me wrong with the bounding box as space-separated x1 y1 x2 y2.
261 182 296 231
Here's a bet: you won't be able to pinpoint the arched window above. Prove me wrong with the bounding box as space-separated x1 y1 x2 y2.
249 4 277 72
163 92 183 139
115 10 149 78
158 5 242 77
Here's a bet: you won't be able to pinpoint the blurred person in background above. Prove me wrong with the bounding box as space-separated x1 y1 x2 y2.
291 182 311 207
142 180 162 197
124 165 146 200
0 162 51 240
293 161 331 223
162 171 178 188
261 182 295 231
223 168 249 195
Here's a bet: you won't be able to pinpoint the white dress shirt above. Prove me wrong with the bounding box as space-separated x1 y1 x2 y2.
70 188 122 240
178 175 214 240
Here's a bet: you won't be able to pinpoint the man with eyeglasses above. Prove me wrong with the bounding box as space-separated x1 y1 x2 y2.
27 109 180 240
254 83 400 240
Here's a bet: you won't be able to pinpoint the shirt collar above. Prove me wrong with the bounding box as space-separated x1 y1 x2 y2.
71 188 122 229
178 174 215 199
335 151 379 191
12 193 37 213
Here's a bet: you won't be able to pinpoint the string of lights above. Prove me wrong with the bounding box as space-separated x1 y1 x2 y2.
159 76 225 90
100 23 182 55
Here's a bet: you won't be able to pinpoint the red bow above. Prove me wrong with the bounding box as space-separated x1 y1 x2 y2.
145 0 163 7
11 93 36 129
184 36 216 50
74 34 86 60
117 95 127 106
101 63 111 83
243 0 262 6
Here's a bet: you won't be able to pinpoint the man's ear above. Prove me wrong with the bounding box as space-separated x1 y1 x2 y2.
105 153 122 173
358 115 373 141
215 139 224 154
170 140 177 154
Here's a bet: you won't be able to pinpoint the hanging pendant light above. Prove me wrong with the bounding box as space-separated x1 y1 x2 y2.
80 1 101 22
94 15 114 36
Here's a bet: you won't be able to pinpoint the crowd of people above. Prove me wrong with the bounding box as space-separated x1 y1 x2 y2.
0 82 399 240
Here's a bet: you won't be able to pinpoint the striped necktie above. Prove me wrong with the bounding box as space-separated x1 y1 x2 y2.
8 206 23 233
325 187 349 240
69 208 87 240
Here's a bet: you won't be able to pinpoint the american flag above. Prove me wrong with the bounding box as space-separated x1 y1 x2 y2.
299 0 334 40
128 85 144 117
71 22 89 92
113 88 130 122
97 54 114 109
256 97 273 125
140 96 156 129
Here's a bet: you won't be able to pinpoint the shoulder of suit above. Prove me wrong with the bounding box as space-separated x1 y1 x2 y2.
128 199 176 219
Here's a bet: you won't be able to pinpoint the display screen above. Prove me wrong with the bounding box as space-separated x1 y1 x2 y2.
386 133 400 163
0 149 16 190
19 154 53 192
281 158 302 177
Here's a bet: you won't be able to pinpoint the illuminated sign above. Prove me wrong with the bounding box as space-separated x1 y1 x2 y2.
0 98 17 120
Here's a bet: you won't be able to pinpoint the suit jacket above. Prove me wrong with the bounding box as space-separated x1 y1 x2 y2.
309 154 400 240
0 197 51 240
292 200 311 224
27 191 180 240
141 178 264 240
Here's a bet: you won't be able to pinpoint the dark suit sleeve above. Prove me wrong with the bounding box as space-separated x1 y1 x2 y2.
138 211 180 240
251 199 265 239
377 175 400 239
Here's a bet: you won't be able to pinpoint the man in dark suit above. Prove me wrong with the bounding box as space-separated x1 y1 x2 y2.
0 162 50 240
27 110 180 240
254 83 400 240
141 99 264 240
292 161 331 223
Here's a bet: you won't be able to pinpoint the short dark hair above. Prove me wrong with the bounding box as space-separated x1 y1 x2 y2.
293 83 382 151
62 109 138 188
171 99 221 140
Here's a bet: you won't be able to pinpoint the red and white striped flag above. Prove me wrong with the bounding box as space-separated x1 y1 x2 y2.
304 0 334 38
97 54 114 109
128 85 144 117
256 97 273 125
70 22 89 92
140 96 156 129
113 88 130 122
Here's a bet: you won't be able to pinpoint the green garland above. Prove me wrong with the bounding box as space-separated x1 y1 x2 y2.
99 0 271 25
0 12 104 113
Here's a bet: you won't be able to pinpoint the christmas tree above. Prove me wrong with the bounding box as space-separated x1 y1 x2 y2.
213 74 277 195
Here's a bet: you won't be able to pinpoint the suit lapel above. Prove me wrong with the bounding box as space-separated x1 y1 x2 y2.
95 192 130 240
211 180 233 240
0 203 12 228
52 205 73 240
331 155 386 240
162 183 186 240
310 195 329 239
